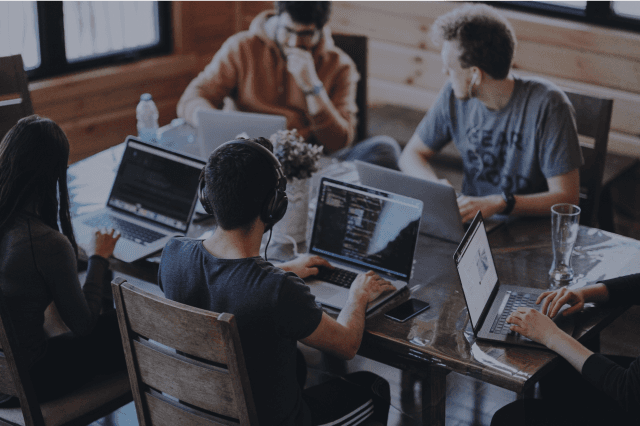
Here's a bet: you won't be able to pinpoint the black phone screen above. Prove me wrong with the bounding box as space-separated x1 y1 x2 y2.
384 298 430 322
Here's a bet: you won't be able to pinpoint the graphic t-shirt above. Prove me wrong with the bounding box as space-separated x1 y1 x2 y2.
417 76 583 196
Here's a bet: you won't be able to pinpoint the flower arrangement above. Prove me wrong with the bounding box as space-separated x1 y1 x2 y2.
270 129 323 181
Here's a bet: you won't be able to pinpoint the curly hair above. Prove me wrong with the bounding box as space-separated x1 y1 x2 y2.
275 1 331 29
431 4 516 80
204 137 278 231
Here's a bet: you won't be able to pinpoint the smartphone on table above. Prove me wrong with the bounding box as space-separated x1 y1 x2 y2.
384 298 430 322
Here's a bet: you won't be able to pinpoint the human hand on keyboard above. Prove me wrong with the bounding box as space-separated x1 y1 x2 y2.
279 254 333 279
349 271 396 304
91 228 121 259
506 307 559 346
537 287 586 319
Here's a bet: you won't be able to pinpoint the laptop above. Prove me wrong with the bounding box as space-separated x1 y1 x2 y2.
72 136 205 263
196 109 287 159
453 211 574 347
305 177 423 313
355 160 505 243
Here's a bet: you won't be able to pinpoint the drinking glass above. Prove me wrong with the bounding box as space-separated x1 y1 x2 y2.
549 203 581 285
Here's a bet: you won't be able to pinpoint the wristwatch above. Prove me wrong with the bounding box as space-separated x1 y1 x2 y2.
303 83 324 96
501 191 516 215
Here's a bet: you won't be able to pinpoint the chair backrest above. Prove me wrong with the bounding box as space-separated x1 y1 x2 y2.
111 278 259 426
0 55 34 141
564 91 614 228
0 288 48 426
332 34 368 143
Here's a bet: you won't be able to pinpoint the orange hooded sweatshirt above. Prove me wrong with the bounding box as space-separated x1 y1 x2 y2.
177 11 359 153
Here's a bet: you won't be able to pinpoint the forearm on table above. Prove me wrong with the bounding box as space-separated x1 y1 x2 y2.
545 330 594 372
509 190 578 216
398 149 440 182
579 283 610 304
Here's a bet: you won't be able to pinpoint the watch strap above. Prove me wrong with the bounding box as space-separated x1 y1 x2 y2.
501 191 516 215
303 83 324 96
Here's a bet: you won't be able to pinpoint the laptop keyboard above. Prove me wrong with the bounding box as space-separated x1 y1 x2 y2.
83 214 165 244
490 291 539 335
316 266 358 289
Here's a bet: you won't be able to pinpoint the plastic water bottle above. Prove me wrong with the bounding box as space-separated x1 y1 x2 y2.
136 93 159 143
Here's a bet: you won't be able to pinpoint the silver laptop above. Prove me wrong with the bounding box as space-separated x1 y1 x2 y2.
453 211 574 347
196 109 287 159
73 136 205 263
305 178 423 313
355 161 505 243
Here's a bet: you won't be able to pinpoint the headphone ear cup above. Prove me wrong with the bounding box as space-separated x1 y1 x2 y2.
198 171 214 215
261 186 288 230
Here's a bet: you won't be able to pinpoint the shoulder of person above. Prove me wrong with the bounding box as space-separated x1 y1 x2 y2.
516 75 570 108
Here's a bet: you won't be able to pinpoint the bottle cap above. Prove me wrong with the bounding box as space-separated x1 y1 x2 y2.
140 93 152 101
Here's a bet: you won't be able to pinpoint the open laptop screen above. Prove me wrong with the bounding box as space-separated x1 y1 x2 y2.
453 213 499 329
309 178 422 280
107 140 203 232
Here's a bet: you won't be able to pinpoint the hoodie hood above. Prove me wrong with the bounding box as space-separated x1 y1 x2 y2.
248 10 335 54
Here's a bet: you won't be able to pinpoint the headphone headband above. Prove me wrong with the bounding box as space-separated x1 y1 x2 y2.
199 139 288 231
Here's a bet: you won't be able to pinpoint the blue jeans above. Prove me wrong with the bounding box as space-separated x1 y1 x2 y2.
332 135 401 171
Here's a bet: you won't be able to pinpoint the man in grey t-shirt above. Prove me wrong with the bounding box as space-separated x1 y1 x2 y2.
399 4 583 223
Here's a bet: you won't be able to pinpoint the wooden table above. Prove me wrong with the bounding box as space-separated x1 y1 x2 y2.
69 144 640 426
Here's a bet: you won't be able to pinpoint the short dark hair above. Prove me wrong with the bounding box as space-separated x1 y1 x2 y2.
204 137 278 231
431 4 516 80
275 1 331 29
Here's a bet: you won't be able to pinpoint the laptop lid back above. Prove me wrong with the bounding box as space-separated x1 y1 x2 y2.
196 110 287 159
309 177 423 282
354 160 464 242
453 212 501 334
107 137 204 233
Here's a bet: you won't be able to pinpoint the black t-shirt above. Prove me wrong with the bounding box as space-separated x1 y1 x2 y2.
158 237 323 425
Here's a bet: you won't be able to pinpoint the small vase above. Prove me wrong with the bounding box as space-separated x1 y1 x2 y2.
272 177 310 243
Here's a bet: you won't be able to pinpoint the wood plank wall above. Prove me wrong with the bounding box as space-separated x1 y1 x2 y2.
27 1 640 162
329 2 640 157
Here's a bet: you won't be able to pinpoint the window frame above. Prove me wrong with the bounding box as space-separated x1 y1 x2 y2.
487 1 640 34
27 1 172 81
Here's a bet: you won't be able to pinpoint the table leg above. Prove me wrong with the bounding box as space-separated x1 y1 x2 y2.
421 366 448 426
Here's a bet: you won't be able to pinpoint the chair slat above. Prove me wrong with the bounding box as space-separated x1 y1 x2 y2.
133 340 238 419
0 355 17 396
122 285 228 364
145 391 234 426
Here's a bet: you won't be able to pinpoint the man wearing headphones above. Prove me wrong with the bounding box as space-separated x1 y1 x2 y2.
158 137 392 425
399 4 583 223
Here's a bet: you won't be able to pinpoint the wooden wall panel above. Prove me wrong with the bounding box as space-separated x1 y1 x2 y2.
330 1 640 157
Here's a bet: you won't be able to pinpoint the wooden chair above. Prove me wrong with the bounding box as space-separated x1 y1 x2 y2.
111 277 259 426
333 34 368 143
0 288 131 426
564 91 614 228
0 55 33 141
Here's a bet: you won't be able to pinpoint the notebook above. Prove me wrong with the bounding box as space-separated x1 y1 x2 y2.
355 160 505 243
305 177 423 313
72 136 205 263
453 211 574 347
196 109 287 159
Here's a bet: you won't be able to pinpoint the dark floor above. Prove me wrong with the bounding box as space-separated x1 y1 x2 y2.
89 104 640 426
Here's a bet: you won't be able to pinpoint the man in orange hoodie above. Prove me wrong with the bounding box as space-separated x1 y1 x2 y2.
178 1 400 169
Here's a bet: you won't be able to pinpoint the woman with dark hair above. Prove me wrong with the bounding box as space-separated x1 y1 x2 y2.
0 115 125 406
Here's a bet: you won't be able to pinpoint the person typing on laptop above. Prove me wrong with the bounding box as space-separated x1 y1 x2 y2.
158 137 393 425
491 275 640 425
177 1 401 169
398 4 583 223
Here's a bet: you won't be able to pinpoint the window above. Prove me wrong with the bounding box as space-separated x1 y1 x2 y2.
0 1 171 81
489 1 640 33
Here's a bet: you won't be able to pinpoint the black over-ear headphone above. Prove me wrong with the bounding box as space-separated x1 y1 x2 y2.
198 139 288 230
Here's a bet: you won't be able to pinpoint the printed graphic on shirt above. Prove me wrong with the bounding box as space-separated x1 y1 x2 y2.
464 126 531 194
